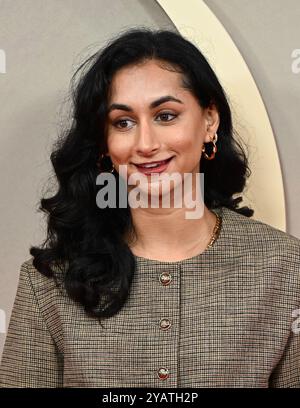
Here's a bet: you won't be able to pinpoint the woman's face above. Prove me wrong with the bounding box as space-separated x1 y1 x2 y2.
105 59 219 196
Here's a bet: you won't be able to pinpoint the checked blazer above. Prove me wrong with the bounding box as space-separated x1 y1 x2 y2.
0 206 300 387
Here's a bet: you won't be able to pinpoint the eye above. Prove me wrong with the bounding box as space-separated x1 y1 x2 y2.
156 112 177 122
112 118 134 129
111 112 177 130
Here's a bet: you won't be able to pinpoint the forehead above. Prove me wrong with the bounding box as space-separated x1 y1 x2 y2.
108 60 184 99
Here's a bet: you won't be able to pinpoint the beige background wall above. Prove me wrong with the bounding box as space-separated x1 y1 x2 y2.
204 0 300 237
0 0 299 357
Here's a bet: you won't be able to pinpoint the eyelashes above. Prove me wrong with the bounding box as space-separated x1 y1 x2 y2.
157 112 178 123
112 112 178 130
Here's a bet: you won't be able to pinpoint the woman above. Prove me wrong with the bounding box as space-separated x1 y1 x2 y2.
0 27 299 388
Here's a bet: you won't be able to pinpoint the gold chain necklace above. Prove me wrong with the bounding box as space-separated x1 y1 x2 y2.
206 213 222 249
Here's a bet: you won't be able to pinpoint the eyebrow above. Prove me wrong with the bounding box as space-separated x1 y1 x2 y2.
107 95 184 113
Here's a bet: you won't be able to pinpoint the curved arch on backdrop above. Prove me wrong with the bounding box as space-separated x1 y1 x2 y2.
156 0 286 231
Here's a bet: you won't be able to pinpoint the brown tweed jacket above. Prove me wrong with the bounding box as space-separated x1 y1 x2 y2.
0 206 300 388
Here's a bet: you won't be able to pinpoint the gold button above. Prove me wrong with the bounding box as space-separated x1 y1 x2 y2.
157 367 169 380
159 272 172 286
159 318 171 330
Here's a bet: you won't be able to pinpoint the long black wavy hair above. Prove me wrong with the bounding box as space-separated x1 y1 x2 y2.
30 27 254 323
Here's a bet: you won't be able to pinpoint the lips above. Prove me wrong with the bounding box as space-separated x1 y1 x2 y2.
134 156 174 174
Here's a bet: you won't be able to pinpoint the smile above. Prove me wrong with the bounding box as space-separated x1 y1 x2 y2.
133 156 174 174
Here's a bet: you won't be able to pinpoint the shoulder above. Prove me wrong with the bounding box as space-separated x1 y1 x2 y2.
219 206 300 282
18 257 67 301
17 258 82 331
221 206 300 254
219 206 300 301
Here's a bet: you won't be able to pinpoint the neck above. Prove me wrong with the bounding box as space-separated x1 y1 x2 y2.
125 204 217 262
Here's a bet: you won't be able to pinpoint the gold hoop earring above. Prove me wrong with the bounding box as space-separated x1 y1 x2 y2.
97 154 115 173
202 132 218 160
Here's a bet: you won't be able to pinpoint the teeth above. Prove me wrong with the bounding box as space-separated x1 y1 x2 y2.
141 162 162 168
136 158 172 169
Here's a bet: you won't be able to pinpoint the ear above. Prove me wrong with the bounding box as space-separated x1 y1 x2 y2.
203 104 220 143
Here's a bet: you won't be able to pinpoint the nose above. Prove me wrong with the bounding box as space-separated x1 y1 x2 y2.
134 118 161 155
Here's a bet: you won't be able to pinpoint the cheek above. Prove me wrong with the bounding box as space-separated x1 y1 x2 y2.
107 137 131 161
171 131 201 152
171 131 203 170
